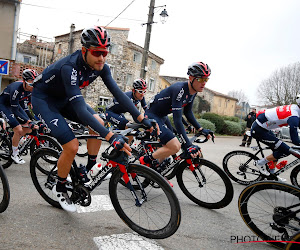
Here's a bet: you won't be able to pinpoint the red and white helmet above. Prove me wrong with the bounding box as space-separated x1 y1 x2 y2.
187 62 211 77
22 69 39 81
81 26 110 49
133 79 147 90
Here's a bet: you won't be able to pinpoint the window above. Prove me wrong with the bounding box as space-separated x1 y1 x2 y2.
126 73 133 86
107 64 115 78
149 78 155 91
151 60 156 70
23 56 31 63
99 97 112 106
133 52 141 63
58 44 62 54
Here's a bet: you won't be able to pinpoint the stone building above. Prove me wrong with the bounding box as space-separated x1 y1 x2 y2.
53 25 164 108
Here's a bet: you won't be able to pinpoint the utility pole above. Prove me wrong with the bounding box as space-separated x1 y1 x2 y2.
68 23 75 55
140 0 155 79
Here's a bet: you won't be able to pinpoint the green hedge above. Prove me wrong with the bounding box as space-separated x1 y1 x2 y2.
222 115 239 122
196 118 216 132
202 112 225 134
222 120 242 135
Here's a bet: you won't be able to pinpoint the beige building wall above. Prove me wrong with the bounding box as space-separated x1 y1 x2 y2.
211 96 236 116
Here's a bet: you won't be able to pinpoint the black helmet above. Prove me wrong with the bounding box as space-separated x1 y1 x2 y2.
187 62 211 77
22 69 39 81
81 26 111 49
133 79 147 90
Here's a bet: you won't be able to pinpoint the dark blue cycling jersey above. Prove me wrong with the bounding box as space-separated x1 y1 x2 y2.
32 50 141 144
19 93 34 120
0 81 31 125
106 91 147 114
146 81 201 147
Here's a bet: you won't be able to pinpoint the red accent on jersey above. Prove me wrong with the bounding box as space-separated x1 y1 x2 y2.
80 80 89 89
256 109 266 118
276 105 292 119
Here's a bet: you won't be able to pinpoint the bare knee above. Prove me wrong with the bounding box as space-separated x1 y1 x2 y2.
62 139 79 156
167 138 181 154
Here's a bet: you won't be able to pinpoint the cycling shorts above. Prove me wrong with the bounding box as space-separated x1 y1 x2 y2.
0 104 27 128
105 110 128 130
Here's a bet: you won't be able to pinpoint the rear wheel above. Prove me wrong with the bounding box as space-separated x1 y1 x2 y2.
0 136 13 169
290 165 300 188
177 158 234 209
109 163 181 239
0 165 10 213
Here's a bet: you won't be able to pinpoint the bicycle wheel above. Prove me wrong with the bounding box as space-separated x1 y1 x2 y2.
0 135 13 169
285 231 300 250
223 150 263 185
290 165 300 188
239 181 300 249
0 165 10 213
177 158 234 209
109 163 181 239
76 137 88 157
30 147 61 208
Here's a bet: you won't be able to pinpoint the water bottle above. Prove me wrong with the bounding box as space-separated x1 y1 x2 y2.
88 162 103 179
19 136 27 147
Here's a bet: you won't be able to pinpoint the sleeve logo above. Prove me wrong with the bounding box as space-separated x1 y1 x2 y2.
71 68 77 85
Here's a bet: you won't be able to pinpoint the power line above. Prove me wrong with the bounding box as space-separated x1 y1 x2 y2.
105 0 136 27
21 2 144 23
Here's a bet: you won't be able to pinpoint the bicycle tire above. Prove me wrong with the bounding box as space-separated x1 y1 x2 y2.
238 181 300 249
109 163 181 239
177 158 234 209
0 135 13 169
223 150 263 185
290 165 300 188
285 231 300 250
0 164 10 213
30 147 61 209
30 135 62 155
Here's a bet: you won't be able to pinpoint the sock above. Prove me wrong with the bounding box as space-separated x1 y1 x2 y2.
56 176 67 192
12 146 18 156
86 154 97 171
143 154 155 164
257 158 269 166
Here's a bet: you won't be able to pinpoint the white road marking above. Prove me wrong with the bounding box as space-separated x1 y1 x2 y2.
93 233 164 250
76 195 113 213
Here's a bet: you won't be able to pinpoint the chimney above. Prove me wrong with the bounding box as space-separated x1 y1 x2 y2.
30 35 37 42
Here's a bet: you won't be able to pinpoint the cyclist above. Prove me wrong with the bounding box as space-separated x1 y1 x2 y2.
105 78 147 142
140 62 213 171
31 26 155 212
251 100 300 179
19 92 35 120
0 69 39 164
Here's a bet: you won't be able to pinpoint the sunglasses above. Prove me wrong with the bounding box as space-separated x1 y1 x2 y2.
87 49 108 57
195 77 209 83
25 81 34 87
136 89 147 94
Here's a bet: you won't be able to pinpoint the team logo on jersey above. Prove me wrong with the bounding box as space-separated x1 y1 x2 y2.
176 88 184 101
89 73 97 78
50 118 59 127
71 68 77 85
12 90 19 100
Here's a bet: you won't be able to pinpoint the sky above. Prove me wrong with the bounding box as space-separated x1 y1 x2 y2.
17 0 300 106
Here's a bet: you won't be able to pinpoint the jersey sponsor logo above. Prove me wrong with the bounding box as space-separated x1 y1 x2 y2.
69 94 82 102
50 118 59 127
276 105 292 119
176 88 184 101
45 75 55 83
89 73 97 78
80 80 89 89
71 68 77 85
110 117 120 124
12 90 19 100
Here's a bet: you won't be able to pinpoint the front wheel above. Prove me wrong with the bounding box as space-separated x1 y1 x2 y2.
176 158 234 209
290 165 300 188
0 165 10 213
0 136 13 169
109 163 181 239
223 150 263 185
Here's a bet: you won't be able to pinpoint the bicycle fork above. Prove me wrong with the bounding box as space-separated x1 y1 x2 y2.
186 159 206 187
118 164 147 207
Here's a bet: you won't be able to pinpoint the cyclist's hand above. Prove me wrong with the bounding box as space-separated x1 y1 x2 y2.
187 125 195 134
141 118 160 136
28 121 39 130
201 129 214 140
186 144 201 158
38 124 47 133
109 134 132 156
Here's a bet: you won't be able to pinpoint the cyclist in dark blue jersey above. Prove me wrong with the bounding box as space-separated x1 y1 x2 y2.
140 62 213 170
0 69 39 164
19 92 34 120
31 26 155 212
106 78 147 130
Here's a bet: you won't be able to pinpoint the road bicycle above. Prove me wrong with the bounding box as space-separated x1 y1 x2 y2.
125 125 234 209
0 124 62 169
29 124 181 239
223 139 300 187
238 181 300 249
0 164 10 213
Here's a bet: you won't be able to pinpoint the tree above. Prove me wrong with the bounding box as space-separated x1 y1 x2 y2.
192 96 210 116
227 89 249 105
257 62 300 105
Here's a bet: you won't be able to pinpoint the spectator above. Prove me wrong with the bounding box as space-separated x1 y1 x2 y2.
240 108 256 147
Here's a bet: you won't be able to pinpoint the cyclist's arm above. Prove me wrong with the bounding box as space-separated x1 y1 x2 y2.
10 91 30 123
141 97 147 111
183 101 201 131
288 116 300 145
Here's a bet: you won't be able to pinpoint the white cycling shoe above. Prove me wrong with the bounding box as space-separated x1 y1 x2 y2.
254 161 270 176
11 154 25 164
276 176 287 182
52 185 76 212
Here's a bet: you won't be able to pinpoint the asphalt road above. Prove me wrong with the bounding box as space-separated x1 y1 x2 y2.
1 136 294 250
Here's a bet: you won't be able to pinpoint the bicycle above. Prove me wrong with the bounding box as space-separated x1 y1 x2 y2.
0 164 10 213
29 125 181 239
223 138 300 186
124 125 234 209
238 181 300 249
0 123 62 169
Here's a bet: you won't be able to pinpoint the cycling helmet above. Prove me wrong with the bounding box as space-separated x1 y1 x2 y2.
187 62 211 77
81 26 111 49
296 94 300 106
133 79 147 90
22 69 39 81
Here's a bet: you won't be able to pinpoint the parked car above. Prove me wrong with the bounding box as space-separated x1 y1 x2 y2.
275 126 300 140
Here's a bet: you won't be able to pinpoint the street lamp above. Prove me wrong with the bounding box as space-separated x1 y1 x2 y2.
140 0 168 79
